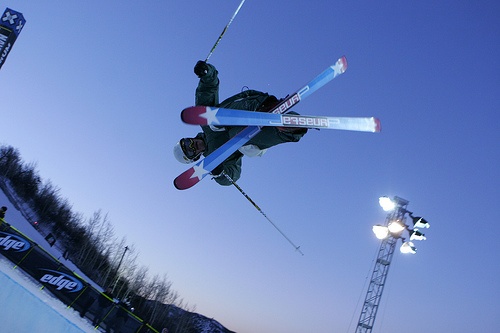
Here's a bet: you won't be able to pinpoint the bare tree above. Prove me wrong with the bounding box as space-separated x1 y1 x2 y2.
33 180 62 227
9 161 41 201
0 145 21 178
74 210 116 279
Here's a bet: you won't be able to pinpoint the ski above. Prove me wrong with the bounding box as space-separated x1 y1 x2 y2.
181 106 381 133
174 56 348 190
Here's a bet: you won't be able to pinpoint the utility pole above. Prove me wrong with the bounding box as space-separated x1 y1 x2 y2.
112 246 129 293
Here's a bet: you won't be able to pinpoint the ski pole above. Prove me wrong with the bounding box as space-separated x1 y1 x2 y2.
221 172 304 255
205 0 246 62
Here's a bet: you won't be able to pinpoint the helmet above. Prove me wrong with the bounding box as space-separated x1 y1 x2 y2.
173 141 192 164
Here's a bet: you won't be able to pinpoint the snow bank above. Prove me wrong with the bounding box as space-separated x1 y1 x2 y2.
0 257 95 332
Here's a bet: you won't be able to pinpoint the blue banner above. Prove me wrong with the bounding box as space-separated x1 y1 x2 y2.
0 8 26 69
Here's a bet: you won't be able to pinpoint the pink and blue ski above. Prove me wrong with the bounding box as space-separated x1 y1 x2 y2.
181 106 380 133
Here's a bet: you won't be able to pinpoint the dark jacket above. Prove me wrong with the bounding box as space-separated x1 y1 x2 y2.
195 63 306 185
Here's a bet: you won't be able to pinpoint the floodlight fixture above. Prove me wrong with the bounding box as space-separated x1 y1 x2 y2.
388 221 405 234
379 196 396 211
400 241 417 254
409 229 426 241
411 215 430 229
372 225 389 239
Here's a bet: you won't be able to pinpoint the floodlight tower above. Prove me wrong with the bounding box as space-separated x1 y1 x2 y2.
355 196 430 332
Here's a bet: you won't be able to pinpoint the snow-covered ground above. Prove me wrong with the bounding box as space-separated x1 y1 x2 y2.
0 256 97 332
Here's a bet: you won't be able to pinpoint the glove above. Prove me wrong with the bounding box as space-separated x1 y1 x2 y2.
194 60 209 78
257 95 280 112
211 164 224 178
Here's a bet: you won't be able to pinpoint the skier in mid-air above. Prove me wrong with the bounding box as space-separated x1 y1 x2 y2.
173 61 307 185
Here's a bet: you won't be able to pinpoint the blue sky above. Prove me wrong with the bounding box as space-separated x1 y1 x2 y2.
1 1 499 332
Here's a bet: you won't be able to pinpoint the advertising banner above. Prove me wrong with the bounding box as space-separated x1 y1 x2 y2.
0 7 26 69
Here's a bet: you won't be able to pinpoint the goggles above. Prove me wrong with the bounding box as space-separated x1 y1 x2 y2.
180 138 198 159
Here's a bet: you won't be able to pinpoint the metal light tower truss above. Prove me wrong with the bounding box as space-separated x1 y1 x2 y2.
356 197 409 333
